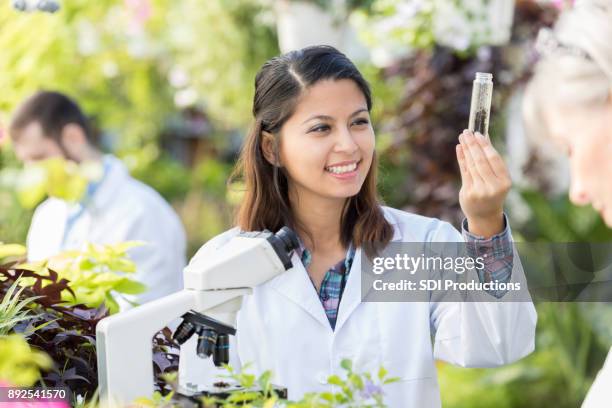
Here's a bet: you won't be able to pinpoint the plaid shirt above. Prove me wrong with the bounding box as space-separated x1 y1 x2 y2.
297 214 514 330
462 214 514 299
296 242 356 330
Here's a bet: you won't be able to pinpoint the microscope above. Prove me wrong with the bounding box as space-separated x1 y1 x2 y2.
96 227 300 406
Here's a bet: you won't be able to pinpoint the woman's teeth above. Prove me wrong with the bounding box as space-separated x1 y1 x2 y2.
326 162 357 174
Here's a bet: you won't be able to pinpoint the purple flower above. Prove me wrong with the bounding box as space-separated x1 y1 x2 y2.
360 379 383 399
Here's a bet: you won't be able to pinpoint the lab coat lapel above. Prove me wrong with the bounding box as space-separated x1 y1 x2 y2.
268 251 332 330
334 221 403 333
88 156 127 213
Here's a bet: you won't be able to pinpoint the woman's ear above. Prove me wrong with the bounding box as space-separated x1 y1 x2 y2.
261 131 280 167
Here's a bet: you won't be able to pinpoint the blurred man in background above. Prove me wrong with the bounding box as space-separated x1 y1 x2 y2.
9 90 186 310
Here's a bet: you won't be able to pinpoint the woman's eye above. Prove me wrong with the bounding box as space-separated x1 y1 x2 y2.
352 118 370 126
310 124 330 133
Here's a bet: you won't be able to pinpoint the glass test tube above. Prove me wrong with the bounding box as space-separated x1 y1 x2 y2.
468 72 493 136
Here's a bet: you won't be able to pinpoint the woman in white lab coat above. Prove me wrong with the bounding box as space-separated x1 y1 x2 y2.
182 45 536 407
523 1 612 406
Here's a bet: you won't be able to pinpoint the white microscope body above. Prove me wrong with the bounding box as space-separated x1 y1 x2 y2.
96 228 299 406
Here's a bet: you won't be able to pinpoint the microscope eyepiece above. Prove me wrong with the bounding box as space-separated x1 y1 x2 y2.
267 227 299 270
277 226 300 253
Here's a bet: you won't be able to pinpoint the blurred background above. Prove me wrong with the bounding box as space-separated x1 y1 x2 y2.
1 0 612 406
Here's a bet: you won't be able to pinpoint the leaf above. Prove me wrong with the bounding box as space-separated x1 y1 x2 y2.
104 293 120 315
0 334 53 386
258 370 272 394
14 261 46 272
0 243 26 259
263 397 278 408
239 373 256 388
59 367 90 383
349 373 364 389
326 375 343 386
153 350 175 373
226 391 261 403
319 392 335 402
113 278 147 294
131 396 156 406
340 358 352 372
378 366 388 380
44 157 88 202
106 258 138 274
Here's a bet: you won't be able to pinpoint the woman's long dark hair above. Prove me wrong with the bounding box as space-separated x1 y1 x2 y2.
230 45 393 250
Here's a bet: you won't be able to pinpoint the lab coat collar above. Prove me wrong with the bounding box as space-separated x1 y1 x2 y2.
268 207 403 333
334 207 403 332
268 251 333 331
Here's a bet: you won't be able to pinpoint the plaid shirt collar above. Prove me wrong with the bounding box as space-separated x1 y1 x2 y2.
293 237 356 273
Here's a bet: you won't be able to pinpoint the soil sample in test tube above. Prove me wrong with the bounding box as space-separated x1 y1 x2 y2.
468 72 493 137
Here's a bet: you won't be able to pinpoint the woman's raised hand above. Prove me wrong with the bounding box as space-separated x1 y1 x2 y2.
456 130 511 238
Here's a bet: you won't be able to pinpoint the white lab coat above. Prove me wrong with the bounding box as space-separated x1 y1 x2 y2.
179 206 537 407
582 346 612 407
26 155 186 310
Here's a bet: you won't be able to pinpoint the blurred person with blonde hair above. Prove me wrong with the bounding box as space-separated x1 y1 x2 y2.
523 0 612 406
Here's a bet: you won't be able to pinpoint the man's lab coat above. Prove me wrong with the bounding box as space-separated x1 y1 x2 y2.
26 155 186 310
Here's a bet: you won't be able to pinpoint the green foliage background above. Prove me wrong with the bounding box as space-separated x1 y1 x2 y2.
1 1 611 407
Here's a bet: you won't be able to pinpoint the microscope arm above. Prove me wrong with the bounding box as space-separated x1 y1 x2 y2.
97 227 299 406
97 288 251 406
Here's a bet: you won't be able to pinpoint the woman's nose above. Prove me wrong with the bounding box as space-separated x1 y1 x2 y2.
569 175 591 206
334 127 359 153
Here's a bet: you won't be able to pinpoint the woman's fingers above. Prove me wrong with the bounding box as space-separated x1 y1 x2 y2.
477 136 510 180
460 131 497 182
459 132 485 185
456 144 473 186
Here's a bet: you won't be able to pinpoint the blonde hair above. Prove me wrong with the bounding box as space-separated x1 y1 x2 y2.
523 0 612 138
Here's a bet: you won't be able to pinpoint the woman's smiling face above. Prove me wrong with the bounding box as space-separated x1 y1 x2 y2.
274 78 375 204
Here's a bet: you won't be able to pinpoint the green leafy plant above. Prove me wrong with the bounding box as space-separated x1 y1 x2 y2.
0 334 53 386
293 359 400 408
17 242 146 314
0 242 27 265
0 277 41 336
0 149 35 245
141 359 400 408
0 155 107 211
1 261 108 396
0 275 51 386
1 257 178 401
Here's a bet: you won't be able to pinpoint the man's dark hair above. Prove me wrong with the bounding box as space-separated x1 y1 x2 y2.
9 91 93 143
